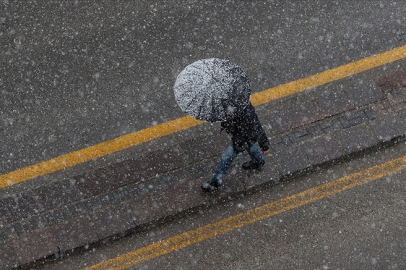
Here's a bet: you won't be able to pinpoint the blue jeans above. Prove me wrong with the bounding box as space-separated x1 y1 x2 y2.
212 143 264 181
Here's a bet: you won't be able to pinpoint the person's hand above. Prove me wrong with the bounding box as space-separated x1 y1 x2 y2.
263 150 270 156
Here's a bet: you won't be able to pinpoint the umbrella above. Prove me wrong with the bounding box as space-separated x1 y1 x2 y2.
174 58 251 122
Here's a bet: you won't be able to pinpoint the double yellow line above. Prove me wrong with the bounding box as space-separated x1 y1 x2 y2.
2 44 406 189
82 151 406 270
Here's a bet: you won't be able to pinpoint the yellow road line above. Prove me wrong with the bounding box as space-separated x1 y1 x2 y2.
82 154 406 270
251 44 406 105
2 44 406 189
0 116 201 189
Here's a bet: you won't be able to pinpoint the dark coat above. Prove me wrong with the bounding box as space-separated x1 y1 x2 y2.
221 103 270 153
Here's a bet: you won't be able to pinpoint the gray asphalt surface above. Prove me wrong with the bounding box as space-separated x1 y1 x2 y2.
33 136 406 270
1 1 406 175
131 143 406 270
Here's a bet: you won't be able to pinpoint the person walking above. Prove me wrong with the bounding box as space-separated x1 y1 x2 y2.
173 58 269 192
201 102 270 192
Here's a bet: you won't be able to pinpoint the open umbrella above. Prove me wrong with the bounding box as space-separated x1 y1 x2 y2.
174 58 251 122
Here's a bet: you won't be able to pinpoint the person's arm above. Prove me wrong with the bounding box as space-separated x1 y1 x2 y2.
257 125 270 154
246 104 270 154
251 108 270 154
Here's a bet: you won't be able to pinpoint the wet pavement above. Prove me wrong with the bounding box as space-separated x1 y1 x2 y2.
2 1 406 269
2 0 406 175
30 138 406 270
2 57 406 268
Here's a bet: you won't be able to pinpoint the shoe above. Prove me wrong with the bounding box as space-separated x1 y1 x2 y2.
201 178 222 192
242 160 265 170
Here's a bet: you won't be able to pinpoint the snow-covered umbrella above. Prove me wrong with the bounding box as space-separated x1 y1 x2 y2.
174 58 251 122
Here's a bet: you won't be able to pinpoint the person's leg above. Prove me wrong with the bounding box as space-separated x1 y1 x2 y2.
213 143 238 181
201 143 237 191
242 144 265 170
247 144 264 163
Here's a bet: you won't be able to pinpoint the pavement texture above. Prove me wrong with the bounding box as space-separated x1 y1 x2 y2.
2 68 406 269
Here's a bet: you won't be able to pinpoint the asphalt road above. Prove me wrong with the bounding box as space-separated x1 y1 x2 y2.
1 0 406 175
2 2 406 269
33 137 406 270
